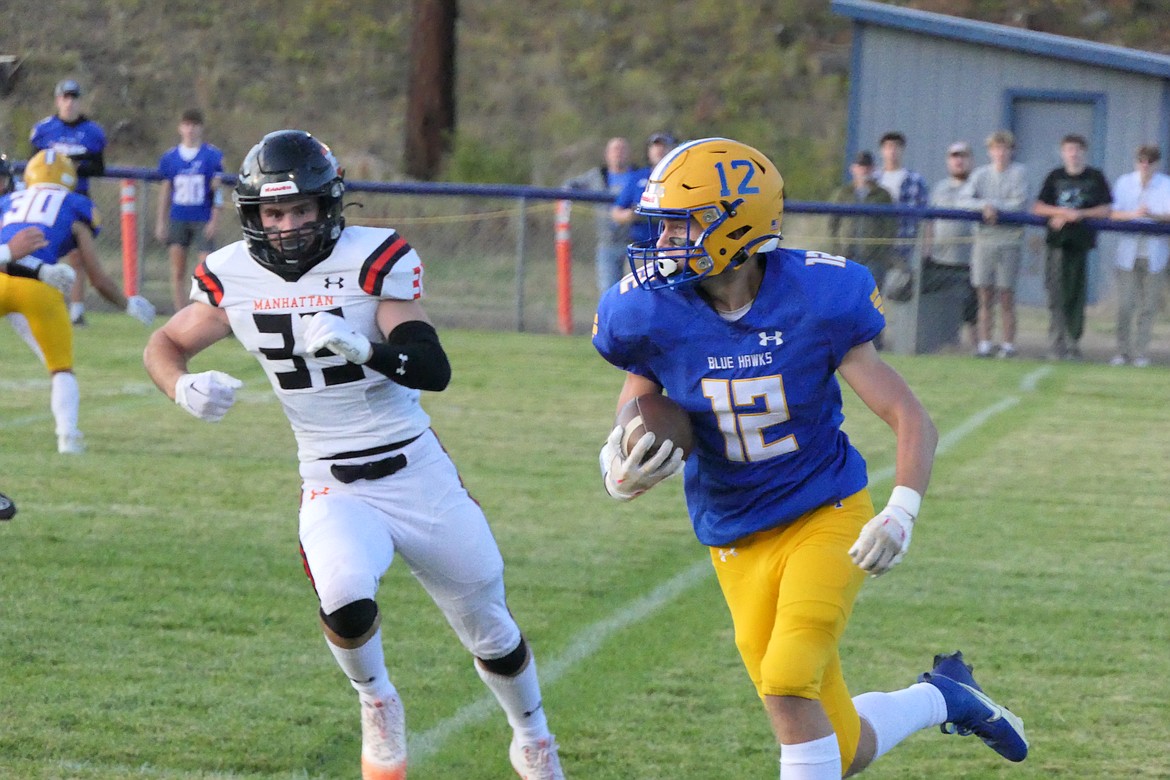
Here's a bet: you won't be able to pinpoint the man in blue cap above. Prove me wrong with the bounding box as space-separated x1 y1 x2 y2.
29 78 109 325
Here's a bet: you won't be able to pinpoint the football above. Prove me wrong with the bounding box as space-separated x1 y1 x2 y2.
615 393 695 462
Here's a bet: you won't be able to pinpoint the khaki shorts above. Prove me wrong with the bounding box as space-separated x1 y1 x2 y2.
971 240 1022 290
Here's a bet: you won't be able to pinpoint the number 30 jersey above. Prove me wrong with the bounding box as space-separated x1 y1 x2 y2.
191 226 429 463
593 248 886 547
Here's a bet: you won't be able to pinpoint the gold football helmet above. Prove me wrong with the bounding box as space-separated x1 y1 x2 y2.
630 137 783 289
23 149 78 190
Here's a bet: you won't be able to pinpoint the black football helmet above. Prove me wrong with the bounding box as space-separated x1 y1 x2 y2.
234 129 345 279
0 153 13 195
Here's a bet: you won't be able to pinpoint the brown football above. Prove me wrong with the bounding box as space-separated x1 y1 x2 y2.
615 393 695 462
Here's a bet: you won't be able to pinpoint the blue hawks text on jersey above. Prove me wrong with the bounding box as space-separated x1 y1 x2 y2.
593 248 886 547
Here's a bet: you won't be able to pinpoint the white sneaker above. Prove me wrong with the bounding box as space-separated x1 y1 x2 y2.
57 432 86 454
360 696 407 780
1133 356 1151 368
1109 354 1128 366
510 735 565 780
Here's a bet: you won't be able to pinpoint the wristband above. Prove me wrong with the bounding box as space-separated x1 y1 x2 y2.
888 485 922 518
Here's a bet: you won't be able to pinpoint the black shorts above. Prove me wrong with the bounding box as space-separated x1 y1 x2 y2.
167 220 215 252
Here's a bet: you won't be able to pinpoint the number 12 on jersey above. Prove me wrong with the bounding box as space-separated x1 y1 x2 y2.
701 375 798 462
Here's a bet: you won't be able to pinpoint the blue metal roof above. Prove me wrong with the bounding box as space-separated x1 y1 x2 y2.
831 0 1170 79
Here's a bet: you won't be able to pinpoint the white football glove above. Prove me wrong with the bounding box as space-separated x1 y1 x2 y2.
304 311 372 364
174 370 243 422
600 424 685 500
36 262 76 296
125 295 156 325
849 486 921 576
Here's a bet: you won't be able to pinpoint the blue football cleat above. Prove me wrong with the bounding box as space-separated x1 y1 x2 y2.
918 651 1028 762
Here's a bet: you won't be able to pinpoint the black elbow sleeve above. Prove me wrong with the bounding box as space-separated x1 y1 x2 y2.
364 320 451 391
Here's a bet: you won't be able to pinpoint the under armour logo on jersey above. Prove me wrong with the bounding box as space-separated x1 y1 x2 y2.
758 331 784 346
718 547 738 562
323 277 344 289
309 487 330 500
396 354 408 376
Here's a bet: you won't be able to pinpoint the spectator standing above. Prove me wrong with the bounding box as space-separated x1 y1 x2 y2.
830 151 897 290
922 141 977 348
29 79 108 326
562 136 632 293
964 130 1029 358
1107 144 1170 367
155 108 225 313
1032 134 1113 360
877 131 928 270
612 131 677 252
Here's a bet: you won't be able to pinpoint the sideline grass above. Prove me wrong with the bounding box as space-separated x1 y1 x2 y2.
2 314 1168 778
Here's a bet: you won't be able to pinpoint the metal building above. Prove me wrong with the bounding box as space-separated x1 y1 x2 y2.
831 0 1170 303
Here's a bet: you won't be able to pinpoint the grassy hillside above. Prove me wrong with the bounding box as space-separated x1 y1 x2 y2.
0 0 1164 198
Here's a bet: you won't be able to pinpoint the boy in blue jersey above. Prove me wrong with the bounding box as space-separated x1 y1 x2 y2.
1 150 155 454
593 138 1027 778
29 79 109 325
155 108 225 312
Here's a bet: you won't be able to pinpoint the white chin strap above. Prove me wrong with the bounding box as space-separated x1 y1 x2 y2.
757 236 780 253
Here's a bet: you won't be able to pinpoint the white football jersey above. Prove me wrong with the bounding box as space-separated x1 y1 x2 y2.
191 226 431 462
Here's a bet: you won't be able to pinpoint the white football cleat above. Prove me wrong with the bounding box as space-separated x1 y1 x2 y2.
360 695 407 780
510 734 565 779
57 432 86 455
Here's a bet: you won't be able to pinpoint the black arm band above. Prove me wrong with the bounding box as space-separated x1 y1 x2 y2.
3 260 39 280
72 151 105 179
365 320 451 391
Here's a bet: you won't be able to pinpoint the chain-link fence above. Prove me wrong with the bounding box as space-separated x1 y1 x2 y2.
77 172 1170 362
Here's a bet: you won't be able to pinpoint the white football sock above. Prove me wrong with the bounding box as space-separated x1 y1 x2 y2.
69 302 85 321
324 628 396 703
779 734 841 779
475 653 550 743
51 372 80 437
852 682 947 761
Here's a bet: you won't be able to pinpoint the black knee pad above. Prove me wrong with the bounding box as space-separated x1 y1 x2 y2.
477 637 528 677
321 599 378 639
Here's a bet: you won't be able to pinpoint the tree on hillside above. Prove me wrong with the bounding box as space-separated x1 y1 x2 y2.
403 0 458 180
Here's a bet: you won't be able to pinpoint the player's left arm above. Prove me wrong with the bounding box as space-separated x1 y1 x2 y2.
838 341 939 575
303 298 451 391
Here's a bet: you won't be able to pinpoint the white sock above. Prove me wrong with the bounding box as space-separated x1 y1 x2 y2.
778 734 841 780
6 314 45 364
475 653 550 744
69 302 85 321
852 683 947 761
324 628 396 702
977 340 993 353
51 372 80 437
1001 342 1015 351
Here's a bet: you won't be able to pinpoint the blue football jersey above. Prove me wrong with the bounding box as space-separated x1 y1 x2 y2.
593 249 886 547
29 116 107 195
158 143 225 222
0 186 101 263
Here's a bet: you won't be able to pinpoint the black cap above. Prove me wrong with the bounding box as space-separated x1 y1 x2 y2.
55 79 82 97
647 131 677 147
853 150 874 167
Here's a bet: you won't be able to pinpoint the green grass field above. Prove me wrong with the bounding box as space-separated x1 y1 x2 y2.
2 315 1169 779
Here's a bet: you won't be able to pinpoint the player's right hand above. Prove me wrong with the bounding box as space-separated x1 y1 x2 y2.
600 424 684 500
36 262 77 296
125 295 157 325
174 370 243 422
